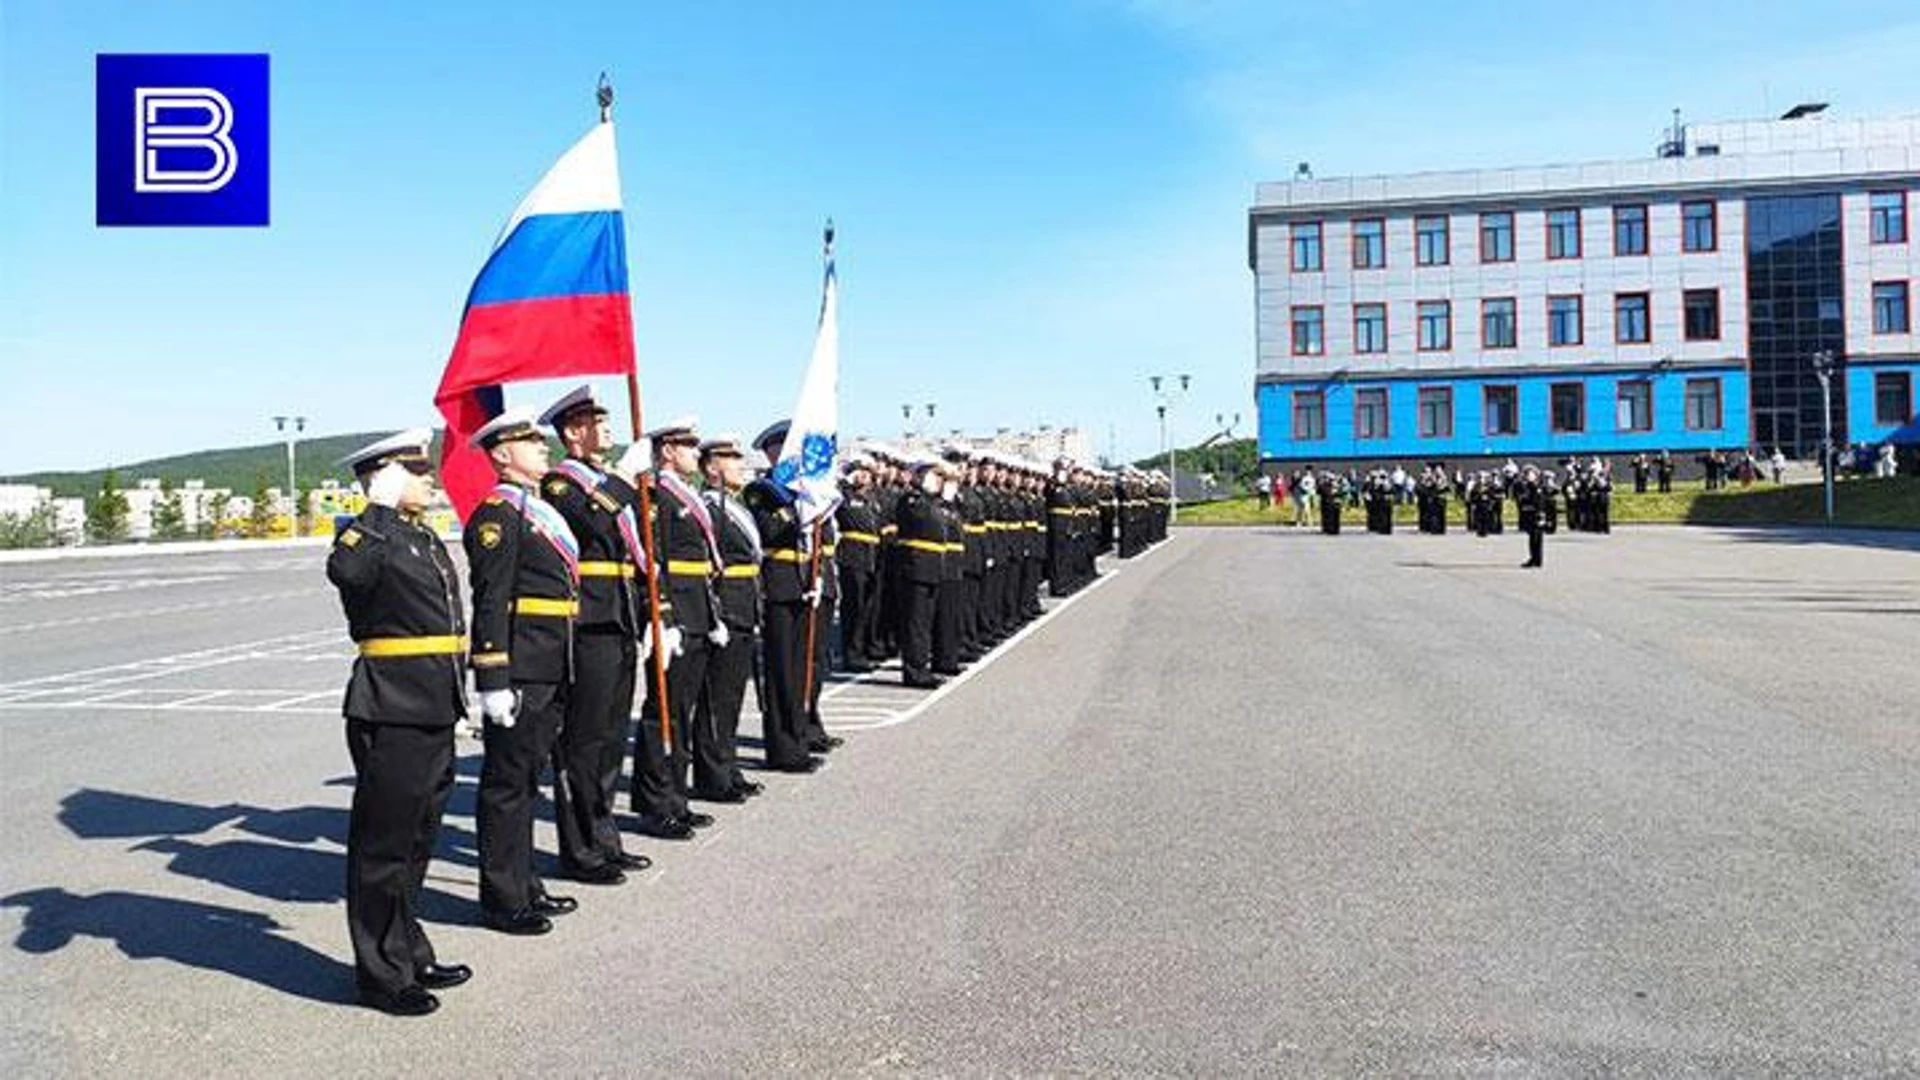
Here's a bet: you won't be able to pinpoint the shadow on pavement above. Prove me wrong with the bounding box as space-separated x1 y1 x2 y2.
0 887 353 1005
1701 525 1920 553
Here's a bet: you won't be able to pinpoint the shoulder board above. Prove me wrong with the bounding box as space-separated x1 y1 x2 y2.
483 495 505 506
544 476 572 497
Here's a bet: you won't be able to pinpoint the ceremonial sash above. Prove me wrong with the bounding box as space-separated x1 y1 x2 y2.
556 458 649 574
491 483 580 579
705 487 762 565
657 471 720 564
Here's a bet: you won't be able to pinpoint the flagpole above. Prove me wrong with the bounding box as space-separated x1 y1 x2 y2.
798 219 834 716
600 73 675 758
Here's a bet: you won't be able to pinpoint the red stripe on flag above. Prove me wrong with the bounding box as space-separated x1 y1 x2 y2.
433 292 636 522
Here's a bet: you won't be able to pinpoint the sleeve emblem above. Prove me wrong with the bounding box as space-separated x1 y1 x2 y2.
338 527 361 548
477 522 504 549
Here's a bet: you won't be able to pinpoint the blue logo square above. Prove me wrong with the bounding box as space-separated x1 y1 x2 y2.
96 54 270 227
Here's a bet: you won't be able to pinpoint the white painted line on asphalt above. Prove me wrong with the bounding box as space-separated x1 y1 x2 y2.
827 535 1183 734
0 588 330 634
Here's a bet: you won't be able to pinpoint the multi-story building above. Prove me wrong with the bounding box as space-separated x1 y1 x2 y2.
894 425 1093 467
1249 110 1919 468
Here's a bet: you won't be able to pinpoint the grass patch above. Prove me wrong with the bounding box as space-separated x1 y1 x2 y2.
1176 477 1920 530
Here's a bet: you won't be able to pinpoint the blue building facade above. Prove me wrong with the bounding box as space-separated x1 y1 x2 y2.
1257 362 1749 464
1846 359 1920 446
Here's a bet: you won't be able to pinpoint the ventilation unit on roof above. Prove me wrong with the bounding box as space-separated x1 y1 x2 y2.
1695 143 1720 156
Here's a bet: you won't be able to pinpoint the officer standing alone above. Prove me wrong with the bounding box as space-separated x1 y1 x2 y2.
328 429 472 1016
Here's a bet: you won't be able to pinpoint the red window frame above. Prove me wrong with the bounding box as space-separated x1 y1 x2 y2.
1352 302 1388 354
1682 200 1718 253
1481 296 1517 349
1548 293 1583 347
1351 218 1387 269
1289 304 1325 356
1683 288 1721 342
1416 299 1451 352
1546 207 1582 260
1614 291 1651 344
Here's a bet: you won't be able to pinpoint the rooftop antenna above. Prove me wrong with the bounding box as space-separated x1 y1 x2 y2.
1294 161 1312 179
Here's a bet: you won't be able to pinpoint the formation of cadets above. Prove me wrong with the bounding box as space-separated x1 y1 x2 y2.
1290 457 1616 569
324 385 1169 1016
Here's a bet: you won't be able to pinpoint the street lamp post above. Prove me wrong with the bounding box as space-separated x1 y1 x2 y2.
272 415 307 534
1149 374 1191 521
1810 350 1835 523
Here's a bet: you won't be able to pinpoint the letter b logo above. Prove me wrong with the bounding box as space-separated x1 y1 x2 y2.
98 55 268 226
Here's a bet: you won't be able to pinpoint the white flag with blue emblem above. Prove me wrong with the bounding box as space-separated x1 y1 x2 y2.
772 223 841 526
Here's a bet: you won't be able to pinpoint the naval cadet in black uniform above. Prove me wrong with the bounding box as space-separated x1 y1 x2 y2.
464 407 580 937
692 433 766 802
327 429 471 1017
1515 464 1546 568
743 422 823 772
635 415 716 838
835 455 883 672
536 386 653 887
894 459 949 688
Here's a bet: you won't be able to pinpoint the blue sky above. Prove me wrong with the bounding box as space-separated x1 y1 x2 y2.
3 0 1917 472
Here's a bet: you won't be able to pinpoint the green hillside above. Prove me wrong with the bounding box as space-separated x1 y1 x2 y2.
1 431 437 497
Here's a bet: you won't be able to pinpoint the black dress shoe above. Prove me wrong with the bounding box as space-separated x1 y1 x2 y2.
483 909 552 936
417 963 472 990
958 650 983 663
677 811 715 829
731 779 764 797
903 673 945 689
932 665 963 677
560 862 627 886
842 660 874 674
808 735 844 753
633 815 695 840
769 757 820 774
530 893 578 917
690 787 747 804
613 851 653 871
359 984 439 1017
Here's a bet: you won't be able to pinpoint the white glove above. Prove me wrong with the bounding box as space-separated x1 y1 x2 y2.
365 462 409 508
661 625 684 658
639 624 655 664
480 689 519 728
709 622 731 648
616 442 652 480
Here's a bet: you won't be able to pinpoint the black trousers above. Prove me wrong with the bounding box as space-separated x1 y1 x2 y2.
1526 526 1544 566
345 718 453 995
899 579 938 681
934 578 963 673
804 598 833 745
840 568 875 663
478 682 563 915
694 629 753 793
554 631 634 873
759 600 813 767
635 635 708 819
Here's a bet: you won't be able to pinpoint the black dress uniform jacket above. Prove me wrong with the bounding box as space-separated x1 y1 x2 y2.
540 464 641 634
328 504 466 727
464 489 577 691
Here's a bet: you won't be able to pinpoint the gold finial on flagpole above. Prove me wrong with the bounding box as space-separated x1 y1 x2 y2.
597 72 613 123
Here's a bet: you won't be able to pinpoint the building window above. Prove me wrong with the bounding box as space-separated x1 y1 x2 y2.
1416 215 1449 266
1549 294 1583 346
1682 200 1717 252
1613 204 1648 256
1869 192 1907 244
1546 208 1581 259
1684 288 1720 341
1684 377 1723 430
1353 303 1388 354
1417 300 1451 351
1550 382 1585 433
1352 218 1386 269
1290 305 1324 355
1417 386 1453 438
1355 387 1390 440
1480 211 1514 262
1872 281 1911 333
1617 379 1653 432
1484 385 1519 436
1292 389 1326 440
1481 297 1517 349
1876 371 1914 425
1290 222 1323 271
1615 292 1650 344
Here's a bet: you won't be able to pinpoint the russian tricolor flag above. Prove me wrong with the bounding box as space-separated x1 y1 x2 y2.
434 121 635 519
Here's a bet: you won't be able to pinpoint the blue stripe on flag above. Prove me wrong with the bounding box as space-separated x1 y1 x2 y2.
465 210 629 308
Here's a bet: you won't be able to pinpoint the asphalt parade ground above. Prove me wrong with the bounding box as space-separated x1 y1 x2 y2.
1 526 1916 1076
